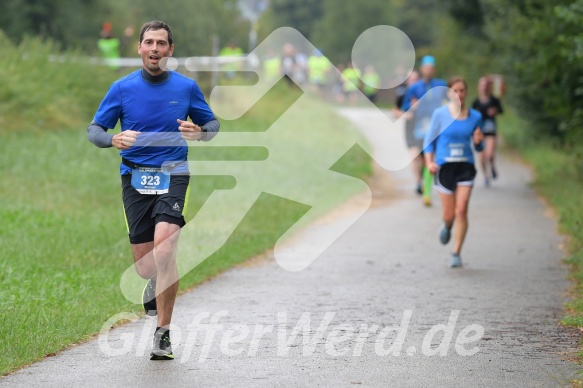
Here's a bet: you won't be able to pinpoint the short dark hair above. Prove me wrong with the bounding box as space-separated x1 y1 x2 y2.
447 76 467 89
139 20 173 46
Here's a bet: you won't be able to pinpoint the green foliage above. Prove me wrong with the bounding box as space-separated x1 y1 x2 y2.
441 0 485 37
311 0 395 65
421 14 494 92
259 0 323 40
135 0 250 56
481 0 583 151
0 0 108 51
431 0 583 167
391 0 445 48
0 31 120 131
257 0 485 75
0 0 250 55
258 0 397 65
553 1 583 149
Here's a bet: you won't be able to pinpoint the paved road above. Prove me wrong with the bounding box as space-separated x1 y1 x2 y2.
2 108 580 387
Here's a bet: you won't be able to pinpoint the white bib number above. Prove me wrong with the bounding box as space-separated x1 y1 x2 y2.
131 167 170 195
482 119 496 134
450 147 464 157
445 143 468 162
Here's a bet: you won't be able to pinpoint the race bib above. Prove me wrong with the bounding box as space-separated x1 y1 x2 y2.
482 119 496 134
131 167 170 195
445 143 468 162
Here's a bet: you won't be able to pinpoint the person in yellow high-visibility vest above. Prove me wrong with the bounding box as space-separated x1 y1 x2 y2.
339 62 361 105
362 65 381 104
219 41 245 79
263 49 281 81
307 49 331 97
97 22 121 70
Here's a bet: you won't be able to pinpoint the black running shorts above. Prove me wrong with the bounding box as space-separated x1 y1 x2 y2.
121 174 190 244
435 162 476 195
482 119 497 137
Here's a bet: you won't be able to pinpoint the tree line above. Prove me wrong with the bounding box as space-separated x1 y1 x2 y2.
260 0 583 154
1 0 581 152
0 0 250 56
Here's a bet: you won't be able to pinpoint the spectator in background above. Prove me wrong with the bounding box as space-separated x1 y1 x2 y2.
281 43 307 87
332 62 346 102
339 61 361 105
307 49 331 97
120 25 135 57
472 76 503 187
263 48 281 81
219 41 245 79
362 65 381 104
98 22 121 70
393 64 408 109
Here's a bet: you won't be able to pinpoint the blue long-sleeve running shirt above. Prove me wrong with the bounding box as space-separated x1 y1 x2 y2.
92 69 217 175
423 106 484 166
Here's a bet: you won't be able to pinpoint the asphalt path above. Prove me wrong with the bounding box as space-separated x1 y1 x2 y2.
2 108 580 387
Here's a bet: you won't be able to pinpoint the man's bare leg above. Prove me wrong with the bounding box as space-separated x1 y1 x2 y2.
152 222 181 328
131 242 156 279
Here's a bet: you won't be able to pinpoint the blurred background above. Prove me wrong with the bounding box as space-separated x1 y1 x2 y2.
0 0 581 146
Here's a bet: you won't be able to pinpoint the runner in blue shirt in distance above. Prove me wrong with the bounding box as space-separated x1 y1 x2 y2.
401 55 447 206
424 76 484 268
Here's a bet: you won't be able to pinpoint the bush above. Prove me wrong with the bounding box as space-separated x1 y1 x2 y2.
483 0 583 150
0 31 121 131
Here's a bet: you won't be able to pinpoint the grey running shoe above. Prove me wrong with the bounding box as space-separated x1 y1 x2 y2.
439 224 451 245
150 330 174 360
450 253 462 268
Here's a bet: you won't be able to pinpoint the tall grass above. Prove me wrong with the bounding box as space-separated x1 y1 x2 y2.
0 31 122 131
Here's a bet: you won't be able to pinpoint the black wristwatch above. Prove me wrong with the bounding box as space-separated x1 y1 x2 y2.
199 127 207 141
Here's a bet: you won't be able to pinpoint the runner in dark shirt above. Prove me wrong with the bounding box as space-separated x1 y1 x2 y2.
471 76 503 186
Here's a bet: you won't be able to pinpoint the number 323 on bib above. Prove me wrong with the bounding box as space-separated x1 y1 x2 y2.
131 167 171 195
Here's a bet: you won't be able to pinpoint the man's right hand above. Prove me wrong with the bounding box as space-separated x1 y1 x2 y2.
112 130 140 150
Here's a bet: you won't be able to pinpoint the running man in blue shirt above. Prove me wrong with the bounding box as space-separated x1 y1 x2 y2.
401 55 447 206
87 20 220 360
424 76 484 268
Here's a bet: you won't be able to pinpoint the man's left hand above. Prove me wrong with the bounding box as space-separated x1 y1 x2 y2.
177 119 202 141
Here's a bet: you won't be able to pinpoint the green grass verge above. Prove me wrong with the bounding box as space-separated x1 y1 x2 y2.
0 78 372 375
0 32 122 131
499 109 583 356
